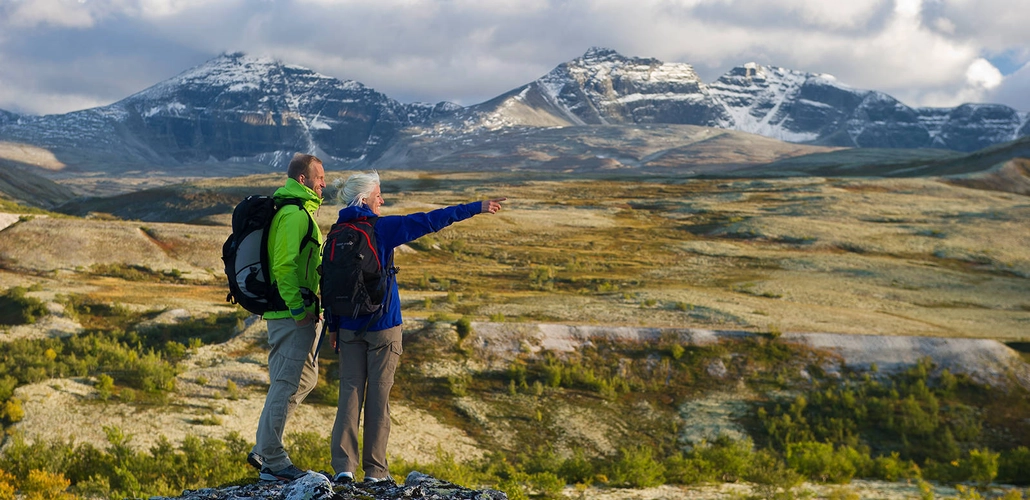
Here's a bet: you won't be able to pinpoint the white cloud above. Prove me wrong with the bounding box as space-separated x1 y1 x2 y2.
894 0 921 18
3 0 97 28
0 0 1028 114
134 0 236 18
966 58 1002 89
0 77 109 115
922 0 1030 50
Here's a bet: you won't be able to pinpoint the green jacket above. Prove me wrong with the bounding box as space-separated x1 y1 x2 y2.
263 178 323 321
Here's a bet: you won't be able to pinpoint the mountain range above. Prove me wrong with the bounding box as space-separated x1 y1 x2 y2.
0 47 1028 175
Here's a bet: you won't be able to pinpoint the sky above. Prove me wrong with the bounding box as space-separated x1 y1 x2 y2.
1 0 1029 117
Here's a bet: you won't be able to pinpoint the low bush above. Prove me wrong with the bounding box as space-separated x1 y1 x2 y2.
998 447 1030 485
0 429 254 499
0 287 48 326
606 446 665 488
785 442 861 484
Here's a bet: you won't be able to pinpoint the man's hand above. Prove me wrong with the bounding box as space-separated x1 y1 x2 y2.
295 311 320 327
481 198 507 214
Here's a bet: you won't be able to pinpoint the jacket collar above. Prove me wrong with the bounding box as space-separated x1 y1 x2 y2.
273 178 322 211
336 204 375 223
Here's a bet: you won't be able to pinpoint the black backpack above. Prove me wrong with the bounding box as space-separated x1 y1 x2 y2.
320 217 392 320
222 195 312 315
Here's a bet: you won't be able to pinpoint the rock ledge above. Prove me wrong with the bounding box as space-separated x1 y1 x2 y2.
152 471 507 500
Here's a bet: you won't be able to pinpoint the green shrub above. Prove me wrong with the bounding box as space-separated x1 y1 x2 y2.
0 376 16 402
666 442 768 486
965 448 999 489
556 449 597 485
454 316 473 343
447 239 466 254
163 341 187 361
528 266 555 291
745 448 804 489
95 374 114 401
495 472 531 500
226 380 240 400
870 452 920 481
448 374 470 397
0 287 48 326
923 450 996 484
785 442 859 484
90 263 185 284
283 431 330 472
663 452 710 484
528 471 564 497
392 447 487 489
669 343 685 360
0 469 15 500
998 446 1030 485
22 469 74 500
0 398 24 424
196 416 223 426
409 236 439 252
606 446 665 488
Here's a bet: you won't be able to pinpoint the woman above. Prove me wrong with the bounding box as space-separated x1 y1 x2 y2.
326 171 504 484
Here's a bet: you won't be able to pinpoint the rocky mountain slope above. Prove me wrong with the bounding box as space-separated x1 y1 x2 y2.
441 48 1028 152
0 53 458 174
1 49 1027 178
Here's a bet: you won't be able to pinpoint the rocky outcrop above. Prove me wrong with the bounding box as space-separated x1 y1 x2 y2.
154 471 506 500
468 323 1030 389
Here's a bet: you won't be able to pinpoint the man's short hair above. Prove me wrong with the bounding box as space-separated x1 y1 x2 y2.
287 153 322 180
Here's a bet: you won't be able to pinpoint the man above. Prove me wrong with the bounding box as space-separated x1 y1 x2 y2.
249 153 325 481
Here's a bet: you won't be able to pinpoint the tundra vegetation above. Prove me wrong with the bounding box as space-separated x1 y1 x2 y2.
0 171 1027 499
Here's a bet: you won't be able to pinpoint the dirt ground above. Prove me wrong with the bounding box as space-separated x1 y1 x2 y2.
11 318 485 466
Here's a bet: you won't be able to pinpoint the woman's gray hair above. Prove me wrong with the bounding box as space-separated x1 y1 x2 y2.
337 171 381 207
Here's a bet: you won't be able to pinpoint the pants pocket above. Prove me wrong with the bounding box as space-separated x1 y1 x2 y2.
269 319 317 361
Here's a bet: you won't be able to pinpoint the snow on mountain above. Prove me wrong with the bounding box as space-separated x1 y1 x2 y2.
0 53 458 169
538 47 715 125
434 47 726 134
706 60 1030 151
113 52 446 164
438 48 1029 152
1 48 1028 176
707 63 821 142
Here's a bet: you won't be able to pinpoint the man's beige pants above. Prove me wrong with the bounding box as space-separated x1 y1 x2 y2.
330 326 403 479
253 318 320 471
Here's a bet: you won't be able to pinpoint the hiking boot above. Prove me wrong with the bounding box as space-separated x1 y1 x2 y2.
259 464 306 482
332 471 354 485
247 452 263 471
362 475 393 485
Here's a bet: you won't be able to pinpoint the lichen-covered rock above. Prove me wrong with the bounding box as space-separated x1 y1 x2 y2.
149 470 506 500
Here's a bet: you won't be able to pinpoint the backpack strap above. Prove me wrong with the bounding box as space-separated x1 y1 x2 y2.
267 198 319 312
276 198 318 249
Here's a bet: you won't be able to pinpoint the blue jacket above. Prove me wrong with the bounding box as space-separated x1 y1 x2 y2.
326 201 482 332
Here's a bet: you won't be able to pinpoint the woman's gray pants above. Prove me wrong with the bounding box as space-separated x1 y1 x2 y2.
330 326 403 479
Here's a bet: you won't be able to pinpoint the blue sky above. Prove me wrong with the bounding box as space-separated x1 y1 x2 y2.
1 0 1028 116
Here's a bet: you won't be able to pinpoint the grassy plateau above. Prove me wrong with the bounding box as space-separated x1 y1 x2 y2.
0 170 1027 499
